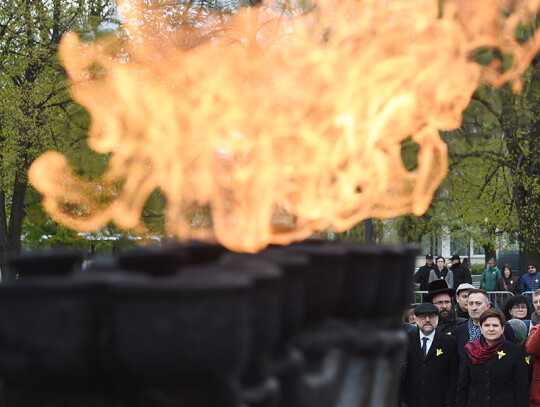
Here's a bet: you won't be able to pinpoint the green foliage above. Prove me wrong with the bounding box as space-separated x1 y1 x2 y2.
400 138 419 172
141 190 167 235
424 63 540 259
0 0 120 262
23 200 141 256
471 264 485 275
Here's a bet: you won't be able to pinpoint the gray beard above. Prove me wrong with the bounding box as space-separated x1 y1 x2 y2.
420 326 436 336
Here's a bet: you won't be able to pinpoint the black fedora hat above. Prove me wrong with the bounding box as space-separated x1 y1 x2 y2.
423 279 456 303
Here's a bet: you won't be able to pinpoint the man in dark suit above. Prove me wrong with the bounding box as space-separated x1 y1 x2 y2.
401 303 459 407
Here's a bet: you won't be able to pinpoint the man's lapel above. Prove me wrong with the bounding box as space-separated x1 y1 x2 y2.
424 330 441 361
412 329 424 360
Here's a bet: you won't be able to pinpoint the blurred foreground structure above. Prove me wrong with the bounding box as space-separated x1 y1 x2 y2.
0 241 416 407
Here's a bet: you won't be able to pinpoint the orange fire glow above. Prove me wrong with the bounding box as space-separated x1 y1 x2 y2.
29 0 540 252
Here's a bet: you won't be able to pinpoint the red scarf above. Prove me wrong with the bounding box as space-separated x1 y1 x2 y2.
464 335 505 365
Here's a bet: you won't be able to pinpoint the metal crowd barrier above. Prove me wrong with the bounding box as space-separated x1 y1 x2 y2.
413 291 427 304
522 291 535 300
488 291 514 310
413 290 514 310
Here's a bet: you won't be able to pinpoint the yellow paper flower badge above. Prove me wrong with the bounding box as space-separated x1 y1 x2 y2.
437 349 443 356
526 357 531 365
498 351 506 359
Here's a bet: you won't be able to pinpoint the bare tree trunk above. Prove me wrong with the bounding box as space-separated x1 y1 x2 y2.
0 189 9 281
501 98 540 273
483 244 496 265
516 193 540 272
8 172 28 254
0 173 28 282
509 121 540 272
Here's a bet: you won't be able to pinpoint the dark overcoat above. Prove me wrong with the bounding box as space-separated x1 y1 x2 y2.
455 340 529 407
401 329 459 407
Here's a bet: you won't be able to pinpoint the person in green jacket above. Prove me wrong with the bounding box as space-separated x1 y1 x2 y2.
481 258 501 291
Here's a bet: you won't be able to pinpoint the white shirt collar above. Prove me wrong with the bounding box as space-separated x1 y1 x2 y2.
420 330 436 342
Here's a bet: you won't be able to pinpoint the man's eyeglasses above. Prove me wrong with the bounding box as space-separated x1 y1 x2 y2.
417 314 438 320
529 266 536 269
433 300 452 306
512 305 528 310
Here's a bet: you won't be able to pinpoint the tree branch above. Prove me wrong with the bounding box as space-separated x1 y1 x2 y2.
448 151 508 168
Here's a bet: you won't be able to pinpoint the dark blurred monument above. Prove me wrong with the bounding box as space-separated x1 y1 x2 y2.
0 241 417 407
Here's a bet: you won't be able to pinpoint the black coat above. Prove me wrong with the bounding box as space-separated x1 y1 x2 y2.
450 262 472 287
401 329 459 407
455 341 529 407
438 317 467 335
494 276 520 294
456 306 469 319
415 263 436 291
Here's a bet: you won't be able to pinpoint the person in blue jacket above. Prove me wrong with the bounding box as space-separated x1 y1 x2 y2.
520 262 540 298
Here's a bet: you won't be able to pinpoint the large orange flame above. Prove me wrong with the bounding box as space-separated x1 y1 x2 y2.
29 0 540 252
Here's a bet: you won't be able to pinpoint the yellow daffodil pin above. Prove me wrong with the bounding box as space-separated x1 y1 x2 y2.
498 351 506 359
526 357 531 365
437 349 443 356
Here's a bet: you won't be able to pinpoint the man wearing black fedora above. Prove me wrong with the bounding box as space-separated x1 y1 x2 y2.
424 280 466 335
401 303 459 407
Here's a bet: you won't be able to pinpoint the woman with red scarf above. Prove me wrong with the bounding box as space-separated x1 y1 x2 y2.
456 309 529 407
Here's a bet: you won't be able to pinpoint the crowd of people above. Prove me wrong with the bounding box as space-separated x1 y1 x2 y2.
401 255 540 407
413 253 540 294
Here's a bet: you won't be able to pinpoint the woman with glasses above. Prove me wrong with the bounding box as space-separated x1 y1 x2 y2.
456 309 529 407
502 295 533 337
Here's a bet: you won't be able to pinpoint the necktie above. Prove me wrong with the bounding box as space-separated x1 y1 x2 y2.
422 337 429 358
